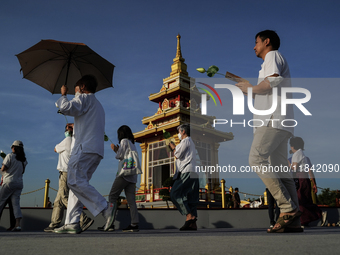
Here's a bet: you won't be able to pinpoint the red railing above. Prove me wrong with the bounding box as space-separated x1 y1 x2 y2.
136 187 170 202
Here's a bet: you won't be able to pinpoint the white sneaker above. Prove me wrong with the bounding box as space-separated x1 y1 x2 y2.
54 223 81 234
102 202 117 231
321 211 327 226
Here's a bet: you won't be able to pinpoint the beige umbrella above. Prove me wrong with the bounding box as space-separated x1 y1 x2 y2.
16 39 115 94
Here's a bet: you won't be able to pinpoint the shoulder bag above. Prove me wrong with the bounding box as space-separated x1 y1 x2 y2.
117 141 142 176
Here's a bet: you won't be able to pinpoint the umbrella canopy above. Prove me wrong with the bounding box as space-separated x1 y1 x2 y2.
16 40 115 94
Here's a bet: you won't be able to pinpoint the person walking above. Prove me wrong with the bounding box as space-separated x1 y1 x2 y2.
233 188 241 208
236 30 302 233
44 125 93 232
289 137 322 227
169 124 199 231
0 140 27 231
0 152 16 231
104 125 140 232
54 75 114 234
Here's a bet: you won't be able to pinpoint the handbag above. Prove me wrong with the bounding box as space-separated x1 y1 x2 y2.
117 140 142 176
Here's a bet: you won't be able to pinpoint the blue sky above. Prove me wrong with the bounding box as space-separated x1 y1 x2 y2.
1 0 339 206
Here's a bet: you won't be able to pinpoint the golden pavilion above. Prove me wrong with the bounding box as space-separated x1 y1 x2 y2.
134 34 233 199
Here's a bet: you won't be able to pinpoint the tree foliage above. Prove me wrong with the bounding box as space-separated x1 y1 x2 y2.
317 188 340 206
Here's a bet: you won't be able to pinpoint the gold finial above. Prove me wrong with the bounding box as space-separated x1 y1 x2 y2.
176 34 182 58
170 34 188 77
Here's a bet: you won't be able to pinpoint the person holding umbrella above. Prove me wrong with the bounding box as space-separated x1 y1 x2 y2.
54 75 114 234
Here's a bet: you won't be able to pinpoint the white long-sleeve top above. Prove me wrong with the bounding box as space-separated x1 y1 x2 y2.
2 153 27 185
174 136 196 174
55 136 72 172
56 93 105 158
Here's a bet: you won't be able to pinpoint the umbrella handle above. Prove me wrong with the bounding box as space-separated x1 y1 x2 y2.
63 115 68 123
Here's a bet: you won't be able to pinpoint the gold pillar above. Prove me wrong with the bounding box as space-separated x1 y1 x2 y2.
264 190 268 206
173 134 180 174
150 184 154 202
138 142 147 193
43 179 50 208
205 183 211 202
212 143 220 190
221 179 226 208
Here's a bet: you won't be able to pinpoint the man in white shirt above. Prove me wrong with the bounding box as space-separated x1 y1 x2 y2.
169 124 199 231
54 75 115 234
44 125 93 232
236 30 301 233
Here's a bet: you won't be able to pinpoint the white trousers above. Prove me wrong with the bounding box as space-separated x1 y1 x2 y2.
0 182 23 219
65 149 107 224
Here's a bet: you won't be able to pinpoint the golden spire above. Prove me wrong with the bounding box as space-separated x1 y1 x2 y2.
176 34 183 59
170 34 188 77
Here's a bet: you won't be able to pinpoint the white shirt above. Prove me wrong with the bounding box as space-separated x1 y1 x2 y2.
55 136 72 172
56 93 105 158
115 139 138 183
2 153 27 184
292 149 308 176
174 137 196 174
254 50 294 134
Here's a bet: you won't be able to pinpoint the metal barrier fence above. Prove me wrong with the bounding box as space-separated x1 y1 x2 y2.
21 179 326 208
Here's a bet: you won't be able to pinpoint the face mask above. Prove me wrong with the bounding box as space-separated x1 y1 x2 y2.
65 131 70 138
178 132 182 141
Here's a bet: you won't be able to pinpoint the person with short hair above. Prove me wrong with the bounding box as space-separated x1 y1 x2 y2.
44 124 93 232
54 75 114 234
236 30 302 233
0 140 27 231
169 124 199 231
289 137 322 227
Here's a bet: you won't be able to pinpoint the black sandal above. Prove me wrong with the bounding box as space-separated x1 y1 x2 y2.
180 218 197 231
267 211 302 233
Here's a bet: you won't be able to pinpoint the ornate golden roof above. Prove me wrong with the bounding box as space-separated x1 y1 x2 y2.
134 34 234 143
169 34 188 78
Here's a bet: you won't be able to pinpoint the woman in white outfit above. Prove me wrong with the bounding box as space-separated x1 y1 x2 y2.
0 140 27 231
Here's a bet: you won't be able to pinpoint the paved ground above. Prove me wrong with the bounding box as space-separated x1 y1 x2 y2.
0 227 339 255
